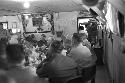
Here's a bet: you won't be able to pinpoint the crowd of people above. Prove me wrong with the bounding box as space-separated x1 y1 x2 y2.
0 31 97 83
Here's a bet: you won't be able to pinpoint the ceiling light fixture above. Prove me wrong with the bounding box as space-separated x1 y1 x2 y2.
13 0 36 2
24 1 30 8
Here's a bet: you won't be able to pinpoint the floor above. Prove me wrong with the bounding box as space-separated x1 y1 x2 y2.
94 65 110 83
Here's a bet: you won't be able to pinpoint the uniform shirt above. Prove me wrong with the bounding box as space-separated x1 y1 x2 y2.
69 43 93 68
36 53 78 83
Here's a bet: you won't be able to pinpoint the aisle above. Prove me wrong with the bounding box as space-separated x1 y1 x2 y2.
95 66 110 83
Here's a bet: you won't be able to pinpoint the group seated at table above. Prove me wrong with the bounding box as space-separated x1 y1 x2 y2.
0 32 97 83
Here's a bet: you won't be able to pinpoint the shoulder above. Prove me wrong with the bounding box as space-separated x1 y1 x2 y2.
6 67 36 83
81 46 92 56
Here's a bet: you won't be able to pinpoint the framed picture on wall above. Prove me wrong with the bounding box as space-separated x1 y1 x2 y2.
12 22 17 28
24 13 54 34
0 22 8 30
0 22 8 36
32 17 43 27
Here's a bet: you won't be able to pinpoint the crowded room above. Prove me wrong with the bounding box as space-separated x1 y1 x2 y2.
0 0 125 83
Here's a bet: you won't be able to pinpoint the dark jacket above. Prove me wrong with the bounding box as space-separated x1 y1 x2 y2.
36 53 78 83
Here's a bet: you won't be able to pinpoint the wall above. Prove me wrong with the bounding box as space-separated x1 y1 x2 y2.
104 2 125 83
26 11 79 40
54 11 79 40
0 15 23 32
0 11 79 40
0 15 24 39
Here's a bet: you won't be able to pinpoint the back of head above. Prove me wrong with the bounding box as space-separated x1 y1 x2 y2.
47 36 54 45
31 34 35 38
79 30 88 38
79 33 87 40
72 33 83 45
41 34 46 38
50 40 64 53
6 44 25 64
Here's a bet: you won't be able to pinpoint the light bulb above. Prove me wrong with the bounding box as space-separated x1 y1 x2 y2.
24 2 30 8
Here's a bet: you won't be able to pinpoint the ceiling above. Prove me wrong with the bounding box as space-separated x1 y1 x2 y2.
0 0 87 15
0 0 124 16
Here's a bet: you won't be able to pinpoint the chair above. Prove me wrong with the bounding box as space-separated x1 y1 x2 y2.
81 65 96 83
64 75 85 83
49 76 85 83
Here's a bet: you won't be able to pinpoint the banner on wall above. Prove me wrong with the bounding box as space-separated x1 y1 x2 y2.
22 13 54 34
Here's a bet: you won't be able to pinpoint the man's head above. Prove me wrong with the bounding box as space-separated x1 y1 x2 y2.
41 34 46 39
50 40 64 53
6 44 25 64
47 36 54 45
79 30 88 38
31 34 35 38
72 33 83 45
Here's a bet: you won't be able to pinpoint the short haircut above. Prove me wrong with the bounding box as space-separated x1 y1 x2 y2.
79 33 87 40
51 40 64 53
72 33 83 44
41 34 46 38
6 44 25 64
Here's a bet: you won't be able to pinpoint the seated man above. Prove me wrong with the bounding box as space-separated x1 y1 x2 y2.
6 44 37 83
79 30 91 49
69 33 96 69
36 40 78 83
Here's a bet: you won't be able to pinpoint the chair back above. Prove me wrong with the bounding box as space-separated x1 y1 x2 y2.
65 75 84 83
81 65 96 82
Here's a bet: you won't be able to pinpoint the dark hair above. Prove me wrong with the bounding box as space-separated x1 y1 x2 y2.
31 34 35 38
50 40 64 53
79 33 87 40
41 34 46 38
6 44 25 64
72 33 83 44
1 37 8 44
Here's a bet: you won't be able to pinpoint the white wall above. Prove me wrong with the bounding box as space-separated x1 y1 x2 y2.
54 11 79 39
0 15 23 32
0 11 79 40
